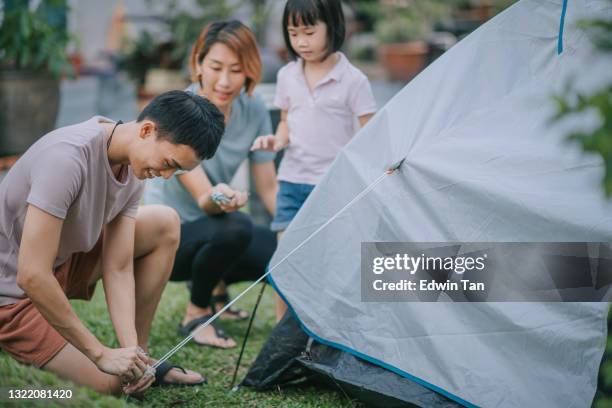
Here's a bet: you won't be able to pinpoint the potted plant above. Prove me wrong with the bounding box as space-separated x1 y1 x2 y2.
0 0 72 156
116 30 186 109
116 0 240 108
454 0 494 24
374 0 452 82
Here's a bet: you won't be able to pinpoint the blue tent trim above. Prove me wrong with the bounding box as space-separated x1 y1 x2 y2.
267 273 477 408
558 0 569 54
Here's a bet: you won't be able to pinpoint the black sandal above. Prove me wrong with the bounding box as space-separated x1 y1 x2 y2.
210 293 249 320
178 314 236 349
152 361 207 387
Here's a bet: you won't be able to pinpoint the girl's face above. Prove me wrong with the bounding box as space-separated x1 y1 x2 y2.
197 42 246 111
287 20 328 62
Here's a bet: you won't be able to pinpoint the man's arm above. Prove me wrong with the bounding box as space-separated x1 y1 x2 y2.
18 205 105 360
101 214 138 348
17 205 148 383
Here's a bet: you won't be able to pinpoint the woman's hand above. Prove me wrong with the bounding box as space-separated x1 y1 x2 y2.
213 183 248 212
251 135 286 152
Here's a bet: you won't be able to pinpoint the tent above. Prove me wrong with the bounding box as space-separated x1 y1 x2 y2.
243 0 612 406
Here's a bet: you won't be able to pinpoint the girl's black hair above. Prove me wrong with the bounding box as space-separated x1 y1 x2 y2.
282 0 345 61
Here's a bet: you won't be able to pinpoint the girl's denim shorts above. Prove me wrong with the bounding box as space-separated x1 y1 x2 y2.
271 181 315 232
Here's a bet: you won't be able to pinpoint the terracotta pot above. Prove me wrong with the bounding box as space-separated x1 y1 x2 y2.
470 4 494 21
136 69 188 111
68 53 83 77
379 41 429 82
137 89 156 113
454 4 494 24
143 69 186 95
0 71 60 156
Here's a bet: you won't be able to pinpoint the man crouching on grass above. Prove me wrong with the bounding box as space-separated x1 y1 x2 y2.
0 91 224 395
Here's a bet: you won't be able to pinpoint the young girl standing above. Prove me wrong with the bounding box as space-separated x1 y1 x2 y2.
251 0 377 320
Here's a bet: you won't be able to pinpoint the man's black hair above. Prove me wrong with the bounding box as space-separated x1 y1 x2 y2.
137 90 224 160
282 0 345 61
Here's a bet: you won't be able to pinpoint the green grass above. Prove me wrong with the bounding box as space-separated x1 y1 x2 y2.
2 282 611 407
0 282 361 407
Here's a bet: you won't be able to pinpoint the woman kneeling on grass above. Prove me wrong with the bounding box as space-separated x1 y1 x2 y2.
0 91 224 395
143 20 278 349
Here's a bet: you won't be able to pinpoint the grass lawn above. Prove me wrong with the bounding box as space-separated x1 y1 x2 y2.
2 280 611 407
0 282 361 407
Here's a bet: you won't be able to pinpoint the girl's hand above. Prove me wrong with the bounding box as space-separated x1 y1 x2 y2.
213 183 248 212
251 135 285 152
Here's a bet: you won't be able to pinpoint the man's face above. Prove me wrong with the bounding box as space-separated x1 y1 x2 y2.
131 122 201 180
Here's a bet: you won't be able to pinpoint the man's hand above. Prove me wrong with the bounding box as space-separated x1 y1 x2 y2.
212 183 248 213
251 135 286 152
122 368 156 395
95 346 150 382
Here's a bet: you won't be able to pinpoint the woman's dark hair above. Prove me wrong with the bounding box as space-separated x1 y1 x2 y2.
137 90 225 160
282 0 345 61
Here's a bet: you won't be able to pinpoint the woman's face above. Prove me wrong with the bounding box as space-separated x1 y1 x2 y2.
197 43 246 111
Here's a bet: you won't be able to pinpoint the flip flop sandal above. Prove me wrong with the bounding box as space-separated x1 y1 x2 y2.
152 361 207 387
210 293 249 320
177 314 236 349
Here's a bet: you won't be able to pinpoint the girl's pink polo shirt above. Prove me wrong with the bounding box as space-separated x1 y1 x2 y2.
274 52 376 185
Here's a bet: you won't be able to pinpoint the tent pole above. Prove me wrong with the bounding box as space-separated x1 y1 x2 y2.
230 281 268 390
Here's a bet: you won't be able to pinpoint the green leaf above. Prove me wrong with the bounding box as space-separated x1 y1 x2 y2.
19 11 32 41
554 10 612 198
0 1 71 75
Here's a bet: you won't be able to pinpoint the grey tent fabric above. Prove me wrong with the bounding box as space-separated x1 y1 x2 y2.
266 0 612 407
243 310 460 407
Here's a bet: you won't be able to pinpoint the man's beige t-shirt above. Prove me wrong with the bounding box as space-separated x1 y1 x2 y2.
0 116 144 306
